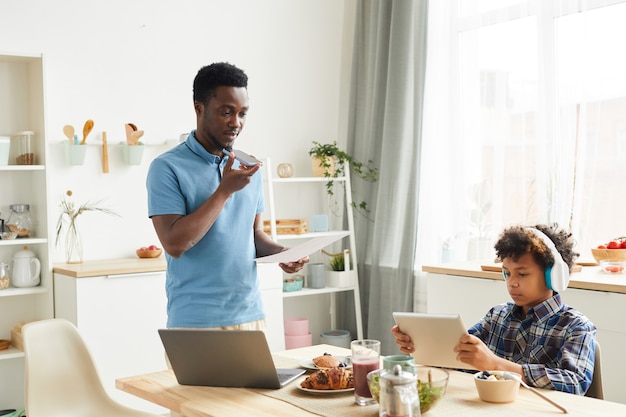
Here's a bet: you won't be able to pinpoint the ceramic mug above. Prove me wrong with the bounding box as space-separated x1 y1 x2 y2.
383 354 416 372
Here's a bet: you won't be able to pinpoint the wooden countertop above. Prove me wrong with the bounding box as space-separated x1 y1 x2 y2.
53 257 166 278
117 344 626 417
422 262 626 294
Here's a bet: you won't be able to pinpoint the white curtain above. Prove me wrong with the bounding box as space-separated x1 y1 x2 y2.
342 0 626 354
342 0 428 354
417 0 626 282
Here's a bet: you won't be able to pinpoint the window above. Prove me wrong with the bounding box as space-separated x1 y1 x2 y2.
418 0 626 264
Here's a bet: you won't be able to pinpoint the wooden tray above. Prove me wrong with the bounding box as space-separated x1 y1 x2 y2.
481 264 582 273
263 219 308 235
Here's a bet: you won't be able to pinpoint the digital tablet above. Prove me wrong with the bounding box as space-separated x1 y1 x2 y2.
392 312 474 370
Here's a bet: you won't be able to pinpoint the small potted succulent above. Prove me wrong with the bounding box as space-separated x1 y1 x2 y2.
324 250 355 288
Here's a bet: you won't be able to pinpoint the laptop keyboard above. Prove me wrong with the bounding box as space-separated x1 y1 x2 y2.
277 372 295 383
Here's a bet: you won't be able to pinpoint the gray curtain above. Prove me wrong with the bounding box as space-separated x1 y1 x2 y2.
342 0 428 355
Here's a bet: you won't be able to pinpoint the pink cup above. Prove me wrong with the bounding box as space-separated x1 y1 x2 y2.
284 317 309 336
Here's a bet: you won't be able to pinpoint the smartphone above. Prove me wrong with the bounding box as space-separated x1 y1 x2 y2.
222 148 262 166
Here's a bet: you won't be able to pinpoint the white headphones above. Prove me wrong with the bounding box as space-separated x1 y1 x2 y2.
526 227 570 292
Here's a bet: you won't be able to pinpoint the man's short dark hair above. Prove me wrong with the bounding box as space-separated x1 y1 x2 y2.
193 62 248 104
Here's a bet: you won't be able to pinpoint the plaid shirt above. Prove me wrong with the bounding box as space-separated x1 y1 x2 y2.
468 293 596 395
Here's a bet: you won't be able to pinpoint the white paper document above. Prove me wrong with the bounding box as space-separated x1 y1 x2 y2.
254 232 349 263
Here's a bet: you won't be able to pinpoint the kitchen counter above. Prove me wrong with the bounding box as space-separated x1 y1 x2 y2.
52 257 166 278
423 262 626 294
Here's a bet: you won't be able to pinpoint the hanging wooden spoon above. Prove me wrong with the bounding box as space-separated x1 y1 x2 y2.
81 119 94 144
125 124 136 145
63 125 74 143
131 130 144 145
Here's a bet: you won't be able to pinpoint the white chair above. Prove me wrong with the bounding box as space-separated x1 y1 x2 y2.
585 340 604 400
22 318 161 417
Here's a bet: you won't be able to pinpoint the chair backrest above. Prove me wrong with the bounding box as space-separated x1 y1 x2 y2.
23 318 120 416
585 340 604 400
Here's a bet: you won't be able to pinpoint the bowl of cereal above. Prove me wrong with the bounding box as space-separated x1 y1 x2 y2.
474 370 520 403
367 366 449 413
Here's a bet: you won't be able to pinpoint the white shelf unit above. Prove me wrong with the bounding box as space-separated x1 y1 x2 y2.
264 158 363 340
0 52 53 410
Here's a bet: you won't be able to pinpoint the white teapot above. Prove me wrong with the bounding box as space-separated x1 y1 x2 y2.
12 246 41 288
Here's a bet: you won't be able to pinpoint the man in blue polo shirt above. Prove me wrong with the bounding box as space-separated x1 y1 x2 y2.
147 62 307 331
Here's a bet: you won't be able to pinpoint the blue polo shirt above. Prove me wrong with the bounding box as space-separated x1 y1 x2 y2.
146 131 265 328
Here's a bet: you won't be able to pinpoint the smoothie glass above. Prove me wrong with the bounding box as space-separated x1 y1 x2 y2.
351 339 381 405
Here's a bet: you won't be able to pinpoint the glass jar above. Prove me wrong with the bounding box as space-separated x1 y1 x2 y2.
0 262 9 290
14 130 34 165
379 365 420 417
7 204 33 238
277 163 294 178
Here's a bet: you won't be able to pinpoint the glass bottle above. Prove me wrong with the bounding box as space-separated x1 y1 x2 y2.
7 204 33 238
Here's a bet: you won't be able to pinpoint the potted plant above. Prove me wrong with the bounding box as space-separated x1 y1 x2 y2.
324 250 355 288
308 141 379 215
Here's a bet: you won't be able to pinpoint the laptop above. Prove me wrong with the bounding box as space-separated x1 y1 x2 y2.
158 329 305 389
392 312 474 370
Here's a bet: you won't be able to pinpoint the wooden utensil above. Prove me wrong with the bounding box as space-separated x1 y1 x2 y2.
131 130 144 145
502 372 568 414
102 131 109 173
125 123 136 145
81 119 94 144
481 264 582 273
63 125 74 143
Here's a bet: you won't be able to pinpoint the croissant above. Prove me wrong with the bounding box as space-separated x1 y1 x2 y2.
312 353 340 368
300 368 354 390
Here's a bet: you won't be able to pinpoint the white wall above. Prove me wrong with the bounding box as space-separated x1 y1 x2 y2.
0 0 355 262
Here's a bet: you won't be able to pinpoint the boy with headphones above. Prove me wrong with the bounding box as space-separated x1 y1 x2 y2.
392 224 597 395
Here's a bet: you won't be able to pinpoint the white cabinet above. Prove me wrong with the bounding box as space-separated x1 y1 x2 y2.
264 158 363 340
0 52 52 410
257 263 286 351
54 271 168 414
425 270 626 405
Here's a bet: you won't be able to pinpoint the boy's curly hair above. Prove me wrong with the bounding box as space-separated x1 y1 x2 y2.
494 223 579 271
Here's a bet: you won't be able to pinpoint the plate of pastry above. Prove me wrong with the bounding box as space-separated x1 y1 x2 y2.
298 353 352 370
296 368 355 394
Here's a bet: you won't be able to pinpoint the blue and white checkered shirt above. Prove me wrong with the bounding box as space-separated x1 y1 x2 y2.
468 293 596 395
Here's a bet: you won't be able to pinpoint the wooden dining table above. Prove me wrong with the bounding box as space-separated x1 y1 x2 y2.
116 344 626 417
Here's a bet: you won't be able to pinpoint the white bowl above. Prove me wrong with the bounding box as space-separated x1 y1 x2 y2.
474 371 519 403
